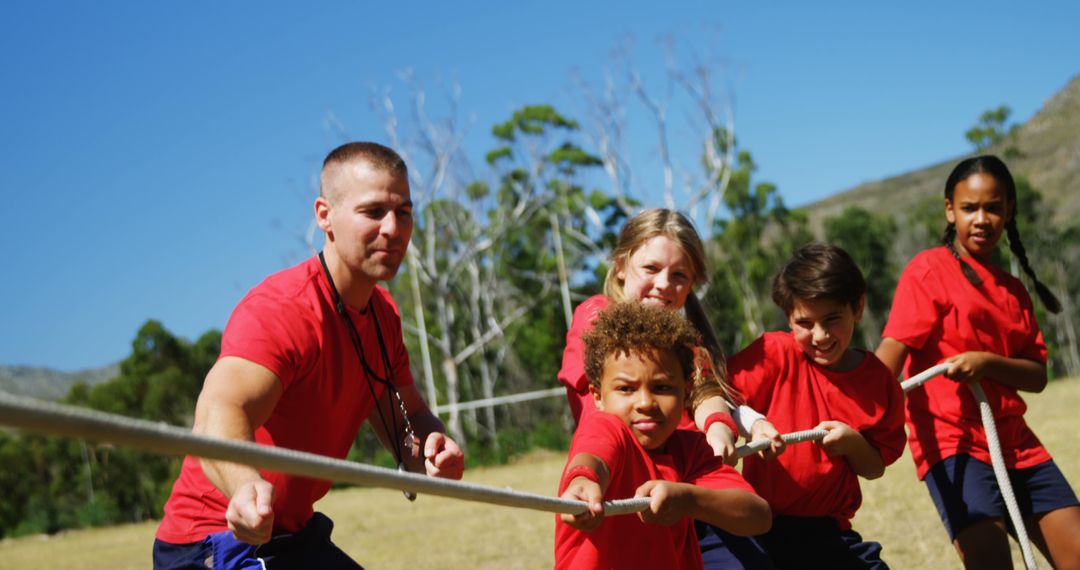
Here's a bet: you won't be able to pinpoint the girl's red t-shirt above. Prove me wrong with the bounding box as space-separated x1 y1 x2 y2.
882 247 1050 478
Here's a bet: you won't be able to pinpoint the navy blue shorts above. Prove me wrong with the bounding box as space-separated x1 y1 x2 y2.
695 520 776 569
153 512 362 570
924 454 1080 540
757 516 887 570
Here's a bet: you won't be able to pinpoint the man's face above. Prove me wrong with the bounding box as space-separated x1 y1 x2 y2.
318 161 413 282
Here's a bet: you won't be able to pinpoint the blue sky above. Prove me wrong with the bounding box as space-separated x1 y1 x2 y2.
2 1 1078 371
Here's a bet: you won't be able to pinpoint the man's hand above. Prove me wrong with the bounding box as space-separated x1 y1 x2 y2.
225 479 275 545
424 432 464 479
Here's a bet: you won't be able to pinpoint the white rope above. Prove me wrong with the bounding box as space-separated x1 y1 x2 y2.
433 387 565 414
901 365 1038 570
900 363 950 392
969 382 1039 570
735 429 828 458
0 391 649 517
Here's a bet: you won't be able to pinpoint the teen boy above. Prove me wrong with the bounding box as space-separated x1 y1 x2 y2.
729 244 905 569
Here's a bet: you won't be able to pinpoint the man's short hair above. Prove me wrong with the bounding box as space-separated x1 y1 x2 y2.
320 142 408 202
771 243 866 314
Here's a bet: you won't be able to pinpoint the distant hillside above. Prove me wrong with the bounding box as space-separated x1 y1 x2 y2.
806 72 1080 232
0 363 118 401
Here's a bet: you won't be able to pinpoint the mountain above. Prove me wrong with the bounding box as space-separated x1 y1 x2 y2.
0 363 119 401
805 73 1080 231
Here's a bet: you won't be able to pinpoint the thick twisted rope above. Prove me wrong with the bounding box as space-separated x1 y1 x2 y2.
901 364 1037 570
0 391 649 517
735 429 828 458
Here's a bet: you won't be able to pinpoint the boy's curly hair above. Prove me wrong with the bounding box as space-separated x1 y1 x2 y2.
583 302 701 399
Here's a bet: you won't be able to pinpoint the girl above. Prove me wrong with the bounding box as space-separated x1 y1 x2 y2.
557 208 781 569
876 155 1080 569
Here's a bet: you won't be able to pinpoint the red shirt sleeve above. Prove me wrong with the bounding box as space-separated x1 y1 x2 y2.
559 413 628 491
558 296 609 423
858 357 907 467
882 252 946 350
220 291 318 390
727 334 780 413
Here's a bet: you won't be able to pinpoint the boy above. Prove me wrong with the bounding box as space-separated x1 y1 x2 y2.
555 302 771 570
729 243 905 569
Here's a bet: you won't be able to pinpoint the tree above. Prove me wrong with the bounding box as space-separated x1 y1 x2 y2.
706 135 813 351
824 206 898 348
965 105 1021 158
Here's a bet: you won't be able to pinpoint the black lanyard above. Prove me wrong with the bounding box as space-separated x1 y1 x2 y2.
318 252 418 500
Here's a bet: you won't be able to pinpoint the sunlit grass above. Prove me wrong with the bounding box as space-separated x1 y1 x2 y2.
1 379 1077 569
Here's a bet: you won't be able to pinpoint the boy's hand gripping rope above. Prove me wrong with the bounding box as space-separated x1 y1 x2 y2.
0 391 649 517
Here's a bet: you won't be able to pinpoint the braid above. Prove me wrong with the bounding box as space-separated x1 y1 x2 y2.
1005 219 1062 313
683 292 744 407
942 224 983 286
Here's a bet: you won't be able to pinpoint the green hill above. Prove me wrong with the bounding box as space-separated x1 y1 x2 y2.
805 72 1080 231
0 363 118 401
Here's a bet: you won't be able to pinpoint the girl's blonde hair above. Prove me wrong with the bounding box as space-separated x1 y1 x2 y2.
604 209 707 301
602 208 743 408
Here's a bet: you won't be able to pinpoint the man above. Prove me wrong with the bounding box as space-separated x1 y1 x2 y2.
153 142 464 569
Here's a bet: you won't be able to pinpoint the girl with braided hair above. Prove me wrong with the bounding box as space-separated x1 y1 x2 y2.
876 155 1080 569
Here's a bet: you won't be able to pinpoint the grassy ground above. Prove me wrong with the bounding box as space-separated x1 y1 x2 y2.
2 378 1077 569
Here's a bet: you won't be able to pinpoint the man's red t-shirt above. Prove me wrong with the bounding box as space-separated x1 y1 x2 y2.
156 257 414 543
554 412 756 570
728 332 905 529
882 247 1050 478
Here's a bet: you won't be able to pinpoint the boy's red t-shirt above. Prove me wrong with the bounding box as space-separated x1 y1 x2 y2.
156 257 414 543
882 247 1050 478
554 412 755 570
728 332 905 529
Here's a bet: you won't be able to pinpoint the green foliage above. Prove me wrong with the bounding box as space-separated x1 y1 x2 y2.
707 137 813 350
965 105 1022 158
0 321 217 538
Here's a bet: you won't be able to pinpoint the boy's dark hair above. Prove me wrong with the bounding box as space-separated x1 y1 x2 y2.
942 154 1061 313
583 303 700 394
772 243 866 314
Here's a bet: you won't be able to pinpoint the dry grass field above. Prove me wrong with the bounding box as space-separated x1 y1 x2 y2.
1 378 1077 569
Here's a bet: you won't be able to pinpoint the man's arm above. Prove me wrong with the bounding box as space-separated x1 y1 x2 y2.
191 356 284 544
368 383 464 479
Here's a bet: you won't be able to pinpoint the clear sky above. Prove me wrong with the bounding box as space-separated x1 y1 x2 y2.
2 1 1078 371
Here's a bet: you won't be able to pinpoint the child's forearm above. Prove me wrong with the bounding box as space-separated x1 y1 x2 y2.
874 337 909 379
843 433 887 479
563 453 611 492
687 487 772 536
958 352 1047 393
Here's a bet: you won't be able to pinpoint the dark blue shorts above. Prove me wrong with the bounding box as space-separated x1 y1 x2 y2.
153 512 362 570
924 454 1080 540
695 520 776 569
757 516 887 570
